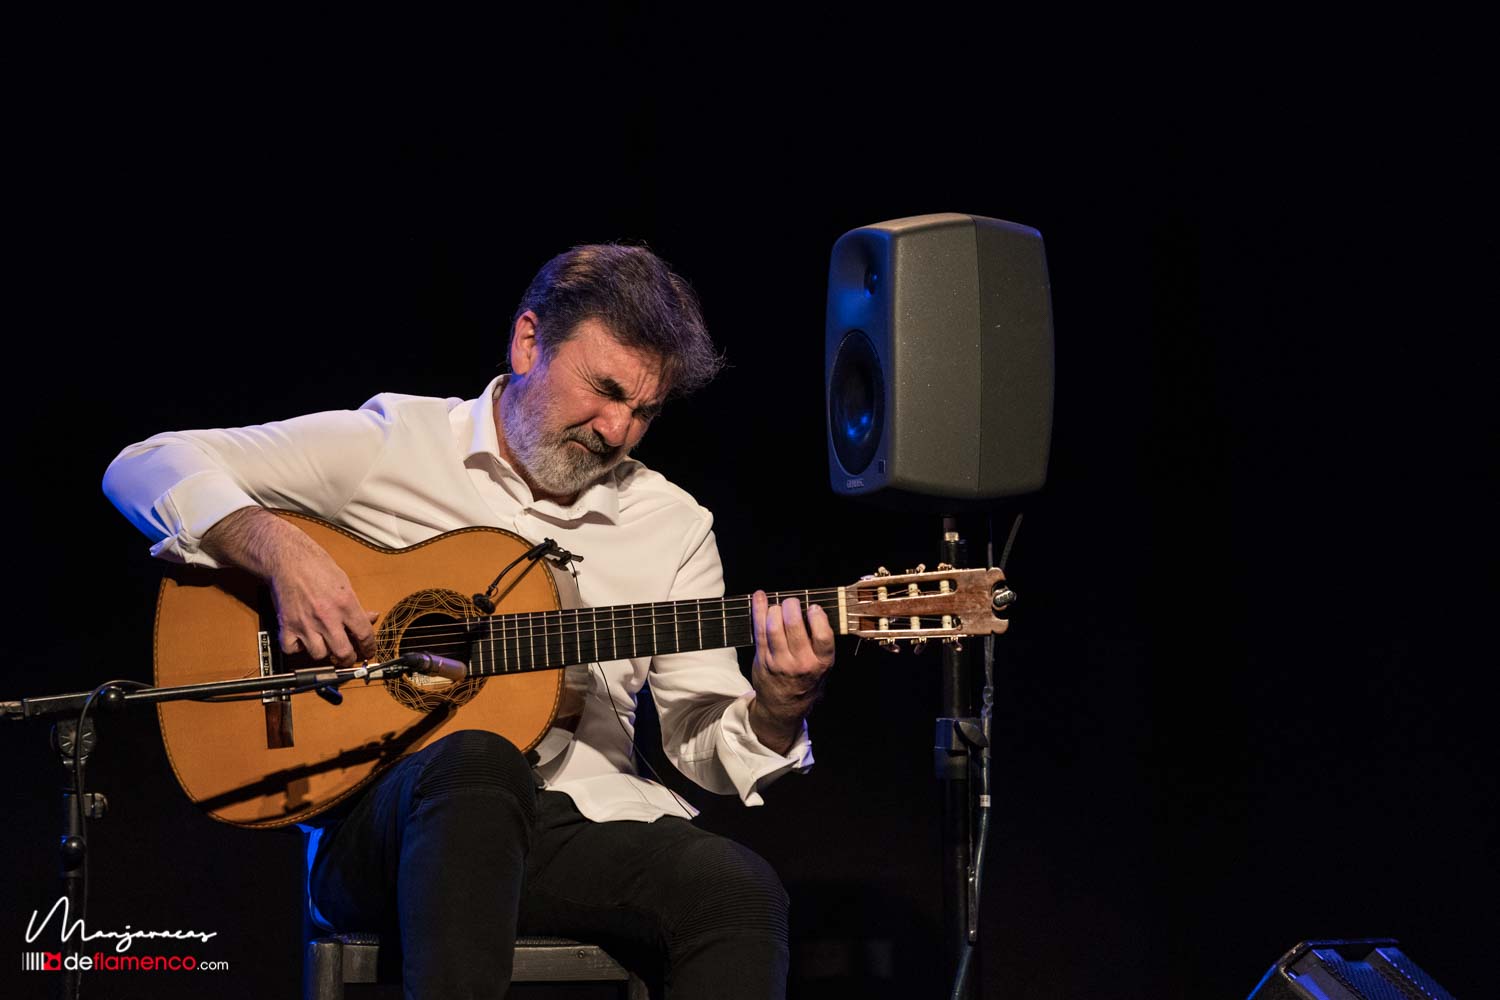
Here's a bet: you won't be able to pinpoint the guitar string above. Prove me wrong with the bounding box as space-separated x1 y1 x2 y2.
381 592 844 643
381 590 957 643
386 598 840 640
381 583 966 642
369 612 964 667
387 610 957 642
383 609 958 646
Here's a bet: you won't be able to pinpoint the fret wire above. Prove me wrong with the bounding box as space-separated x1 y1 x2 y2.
551 608 560 668
588 606 597 664
696 597 703 651
471 618 484 677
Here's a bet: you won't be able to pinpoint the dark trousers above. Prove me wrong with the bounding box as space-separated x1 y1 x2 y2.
308 730 790 999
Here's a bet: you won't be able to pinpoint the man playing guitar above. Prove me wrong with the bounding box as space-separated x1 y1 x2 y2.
104 244 837 999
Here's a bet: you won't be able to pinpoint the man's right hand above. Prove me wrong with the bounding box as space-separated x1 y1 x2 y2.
201 507 377 667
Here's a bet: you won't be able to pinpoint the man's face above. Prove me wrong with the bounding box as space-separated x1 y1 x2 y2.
499 317 665 501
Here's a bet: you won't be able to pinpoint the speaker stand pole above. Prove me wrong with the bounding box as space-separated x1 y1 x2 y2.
935 514 980 998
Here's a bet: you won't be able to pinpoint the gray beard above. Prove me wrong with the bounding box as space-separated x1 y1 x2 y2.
501 376 629 499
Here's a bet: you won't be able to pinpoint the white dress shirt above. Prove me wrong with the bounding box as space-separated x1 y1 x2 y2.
103 374 812 823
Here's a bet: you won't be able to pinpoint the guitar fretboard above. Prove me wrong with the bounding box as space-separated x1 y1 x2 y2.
467 589 842 675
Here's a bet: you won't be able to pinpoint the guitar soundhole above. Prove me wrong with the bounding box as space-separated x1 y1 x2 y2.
377 588 487 713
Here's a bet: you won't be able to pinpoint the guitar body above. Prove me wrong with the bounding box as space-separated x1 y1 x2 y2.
154 512 573 829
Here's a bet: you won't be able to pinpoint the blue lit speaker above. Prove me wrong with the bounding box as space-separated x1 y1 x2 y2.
826 213 1053 504
1246 940 1456 1000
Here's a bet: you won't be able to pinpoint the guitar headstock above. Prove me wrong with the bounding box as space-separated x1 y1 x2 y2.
842 563 1014 651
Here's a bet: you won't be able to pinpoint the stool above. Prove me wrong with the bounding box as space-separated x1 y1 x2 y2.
303 933 649 999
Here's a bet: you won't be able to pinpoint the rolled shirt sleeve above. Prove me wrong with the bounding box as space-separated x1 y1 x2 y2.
101 403 396 567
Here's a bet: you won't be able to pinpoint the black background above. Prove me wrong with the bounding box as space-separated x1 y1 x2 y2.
2 18 1493 1000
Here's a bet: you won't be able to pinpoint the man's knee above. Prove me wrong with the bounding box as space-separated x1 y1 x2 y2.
670 838 789 945
412 729 537 821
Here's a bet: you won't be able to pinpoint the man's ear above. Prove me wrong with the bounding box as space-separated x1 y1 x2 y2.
510 310 541 375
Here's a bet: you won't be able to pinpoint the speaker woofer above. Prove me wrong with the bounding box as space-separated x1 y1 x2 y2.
829 329 885 476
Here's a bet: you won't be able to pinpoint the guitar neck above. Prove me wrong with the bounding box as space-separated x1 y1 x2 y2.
468 588 843 675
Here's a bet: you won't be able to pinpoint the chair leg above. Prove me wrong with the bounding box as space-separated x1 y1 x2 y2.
302 938 345 1000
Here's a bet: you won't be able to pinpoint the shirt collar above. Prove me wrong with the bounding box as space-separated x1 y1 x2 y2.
463 374 632 524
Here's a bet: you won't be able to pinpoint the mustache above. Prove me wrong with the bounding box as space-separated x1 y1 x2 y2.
561 428 617 457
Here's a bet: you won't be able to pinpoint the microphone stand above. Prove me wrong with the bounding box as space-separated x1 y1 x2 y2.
3 654 456 1000
934 515 992 1000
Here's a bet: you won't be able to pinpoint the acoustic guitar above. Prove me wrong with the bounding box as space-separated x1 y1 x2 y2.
155 511 1013 829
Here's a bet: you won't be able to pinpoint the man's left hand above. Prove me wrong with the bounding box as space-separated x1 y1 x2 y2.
748 591 836 754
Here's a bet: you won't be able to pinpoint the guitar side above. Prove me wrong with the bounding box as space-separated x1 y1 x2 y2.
154 513 567 829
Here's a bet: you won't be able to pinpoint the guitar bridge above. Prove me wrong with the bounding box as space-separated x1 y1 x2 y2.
259 629 294 748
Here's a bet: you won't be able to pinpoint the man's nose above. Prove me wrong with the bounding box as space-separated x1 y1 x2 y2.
592 402 635 448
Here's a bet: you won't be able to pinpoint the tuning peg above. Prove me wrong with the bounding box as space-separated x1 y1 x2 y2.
943 637 964 652
877 638 902 654
909 638 928 655
936 562 955 572
905 562 927 575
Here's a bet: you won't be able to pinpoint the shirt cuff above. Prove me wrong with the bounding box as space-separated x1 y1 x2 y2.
715 693 815 807
145 471 261 567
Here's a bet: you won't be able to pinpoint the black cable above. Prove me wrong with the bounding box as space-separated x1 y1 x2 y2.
473 538 581 613
588 661 698 820
999 511 1023 572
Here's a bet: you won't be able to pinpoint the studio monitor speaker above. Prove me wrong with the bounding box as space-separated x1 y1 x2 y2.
825 212 1054 506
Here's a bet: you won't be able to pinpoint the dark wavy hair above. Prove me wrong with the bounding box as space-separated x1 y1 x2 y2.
510 244 724 398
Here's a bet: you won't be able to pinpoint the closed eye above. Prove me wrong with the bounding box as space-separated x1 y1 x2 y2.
592 377 661 421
